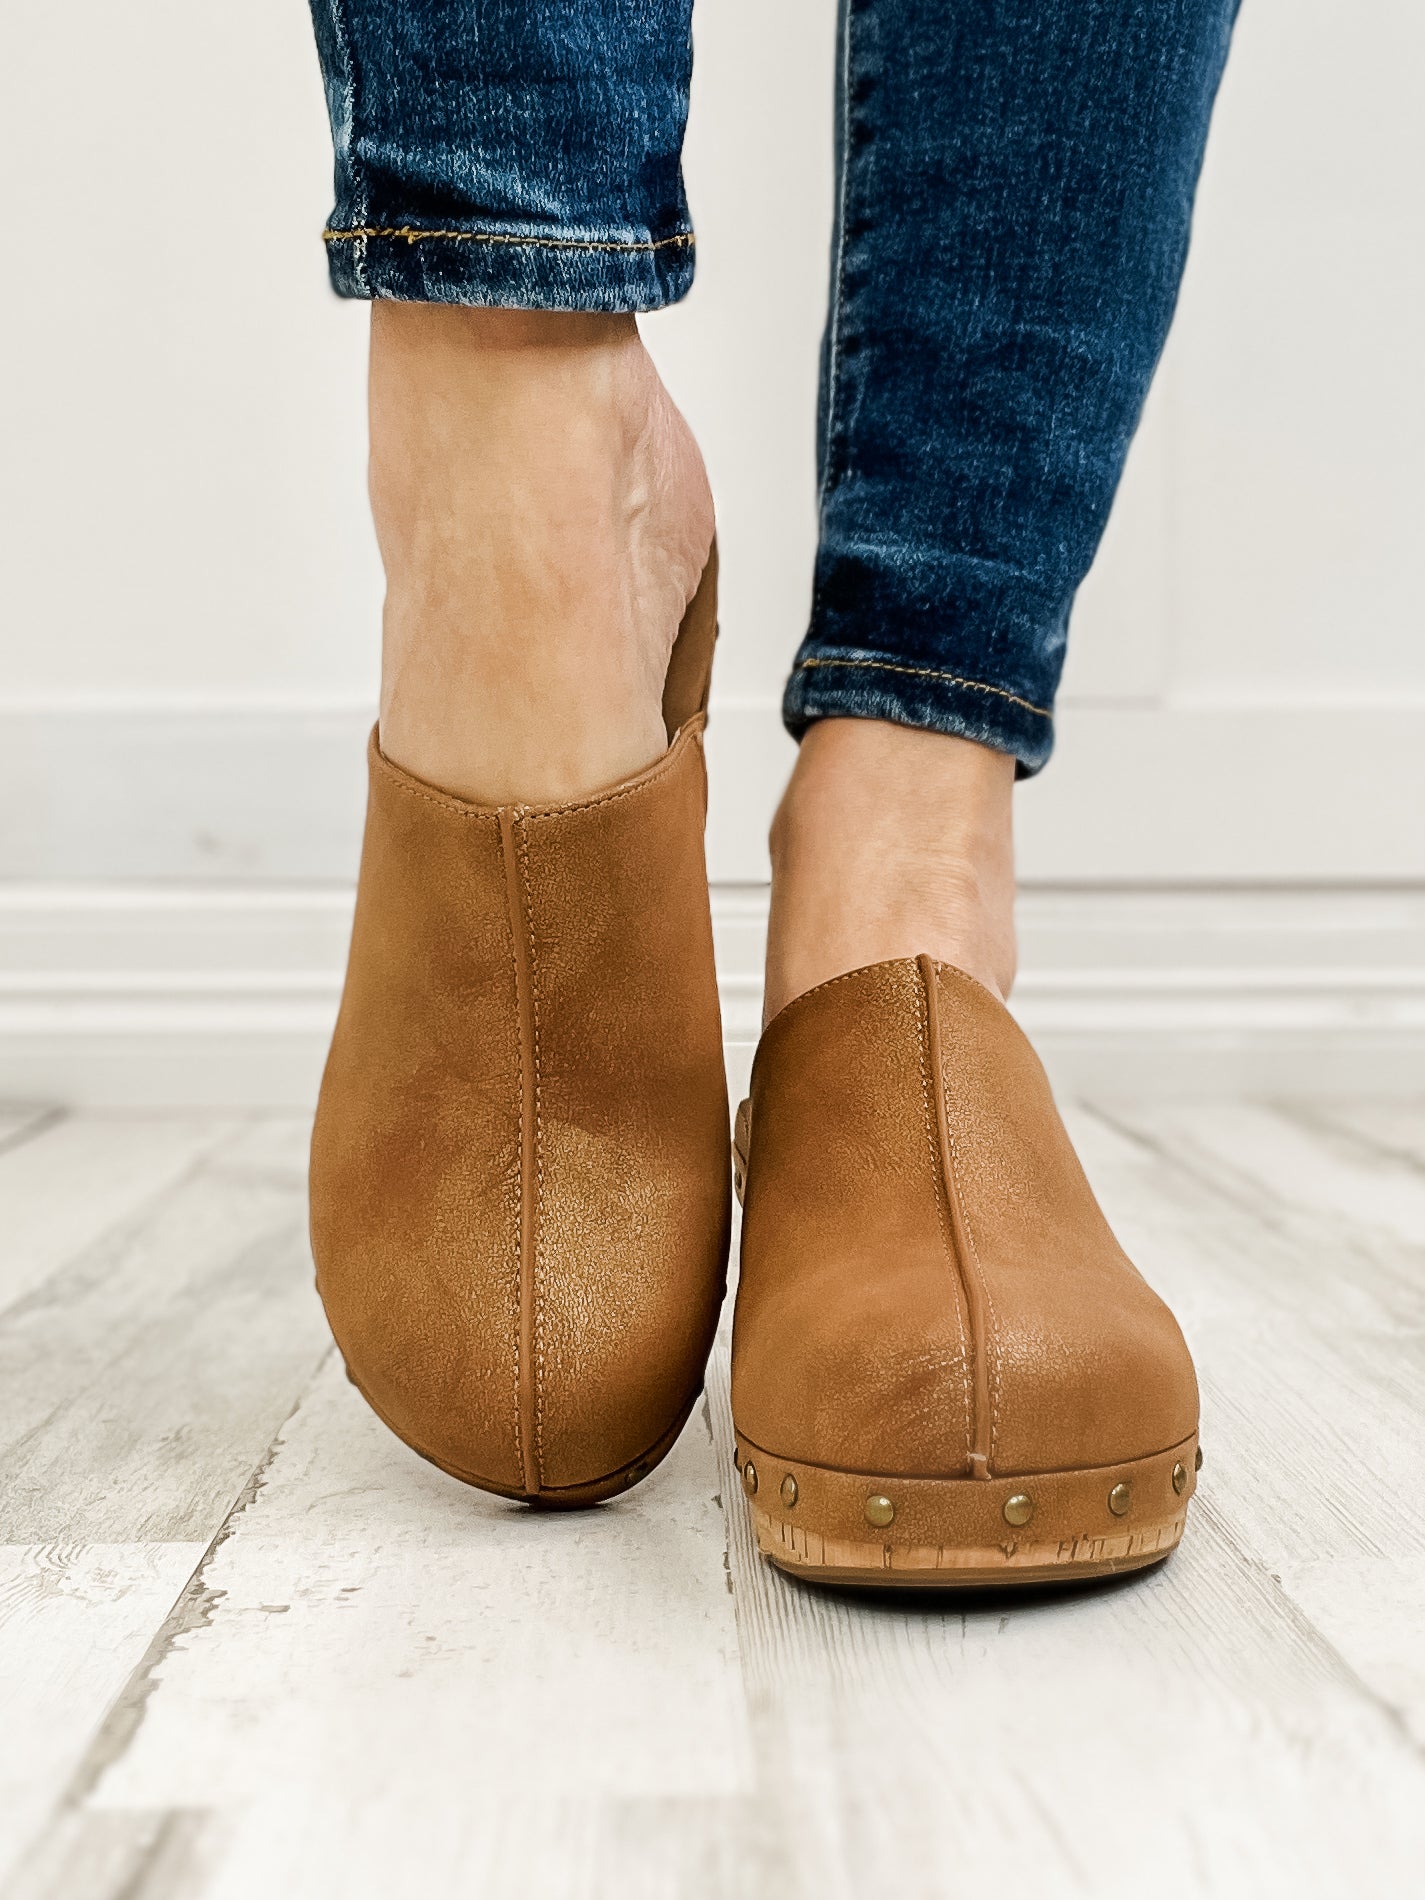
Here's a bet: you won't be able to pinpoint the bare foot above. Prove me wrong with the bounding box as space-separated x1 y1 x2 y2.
369 306 714 806
764 719 1017 1024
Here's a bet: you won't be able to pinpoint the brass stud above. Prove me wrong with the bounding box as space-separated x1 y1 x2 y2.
1003 1493 1034 1528
780 1474 798 1508
1172 1461 1188 1495
1108 1482 1132 1517
742 1460 758 1497
1195 1446 1204 1471
864 1494 896 1529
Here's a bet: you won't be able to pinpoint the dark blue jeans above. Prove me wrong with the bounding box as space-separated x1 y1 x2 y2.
309 0 1237 772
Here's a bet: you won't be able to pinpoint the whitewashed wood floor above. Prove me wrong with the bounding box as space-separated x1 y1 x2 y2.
2 1092 1423 1899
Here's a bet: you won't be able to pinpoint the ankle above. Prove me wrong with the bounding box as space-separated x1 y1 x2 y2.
765 719 1018 1021
368 304 713 805
368 308 642 553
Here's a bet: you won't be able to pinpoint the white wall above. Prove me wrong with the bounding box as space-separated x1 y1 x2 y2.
1 0 1422 1101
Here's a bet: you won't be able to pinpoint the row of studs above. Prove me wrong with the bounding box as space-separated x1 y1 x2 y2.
741 1445 1202 1530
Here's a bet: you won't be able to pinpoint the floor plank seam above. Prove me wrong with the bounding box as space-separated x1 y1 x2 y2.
702 1392 736 1602
57 1346 336 1811
0 1108 66 1164
0 1116 254 1333
1278 1100 1425 1182
1084 1099 1311 1237
1198 1496 1425 1770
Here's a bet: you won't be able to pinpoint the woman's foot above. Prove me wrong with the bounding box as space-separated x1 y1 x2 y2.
314 310 729 1505
369 305 714 806
763 718 1018 1024
730 955 1201 1590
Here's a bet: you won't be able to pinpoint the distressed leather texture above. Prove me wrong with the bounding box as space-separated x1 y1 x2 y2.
731 957 1198 1479
310 575 730 1500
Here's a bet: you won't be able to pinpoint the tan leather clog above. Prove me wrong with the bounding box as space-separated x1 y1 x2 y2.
310 553 730 1506
731 955 1200 1585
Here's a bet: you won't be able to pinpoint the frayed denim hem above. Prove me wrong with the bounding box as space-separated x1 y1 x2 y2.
782 648 1055 778
323 225 695 312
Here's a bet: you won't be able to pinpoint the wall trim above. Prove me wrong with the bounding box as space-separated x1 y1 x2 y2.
0 882 1421 1106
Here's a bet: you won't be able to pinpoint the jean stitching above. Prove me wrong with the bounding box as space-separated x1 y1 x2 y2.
806 0 873 655
326 0 368 295
818 0 858 519
796 655 1051 720
324 225 694 255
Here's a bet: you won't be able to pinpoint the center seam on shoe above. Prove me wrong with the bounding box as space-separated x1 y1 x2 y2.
914 965 975 1470
919 955 999 1477
501 807 541 1495
515 819 547 1481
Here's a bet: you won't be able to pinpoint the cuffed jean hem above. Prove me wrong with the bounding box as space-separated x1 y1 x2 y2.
322 224 696 311
781 648 1056 777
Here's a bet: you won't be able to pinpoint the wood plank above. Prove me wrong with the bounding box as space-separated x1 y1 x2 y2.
1270 1551 1425 1752
0 1545 204 1891
1067 1099 1425 1756
2 1807 212 1900
84 1354 752 1853
1300 1098 1425 1174
1112 1097 1425 1247
175 1795 757 1900
0 1113 240 1317
0 1121 330 1545
706 1340 1425 1898
1065 1104 1425 1555
7 1103 1424 1896
1065 1099 1425 1340
0 1105 56 1156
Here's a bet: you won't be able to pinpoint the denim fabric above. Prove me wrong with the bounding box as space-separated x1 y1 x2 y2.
308 0 1236 771
310 1 695 309
786 0 1239 771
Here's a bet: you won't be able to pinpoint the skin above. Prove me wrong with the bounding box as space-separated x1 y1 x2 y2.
369 304 1017 1016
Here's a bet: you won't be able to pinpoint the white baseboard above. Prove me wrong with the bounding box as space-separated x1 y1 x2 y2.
3 699 1422 1103
0 882 1421 1106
